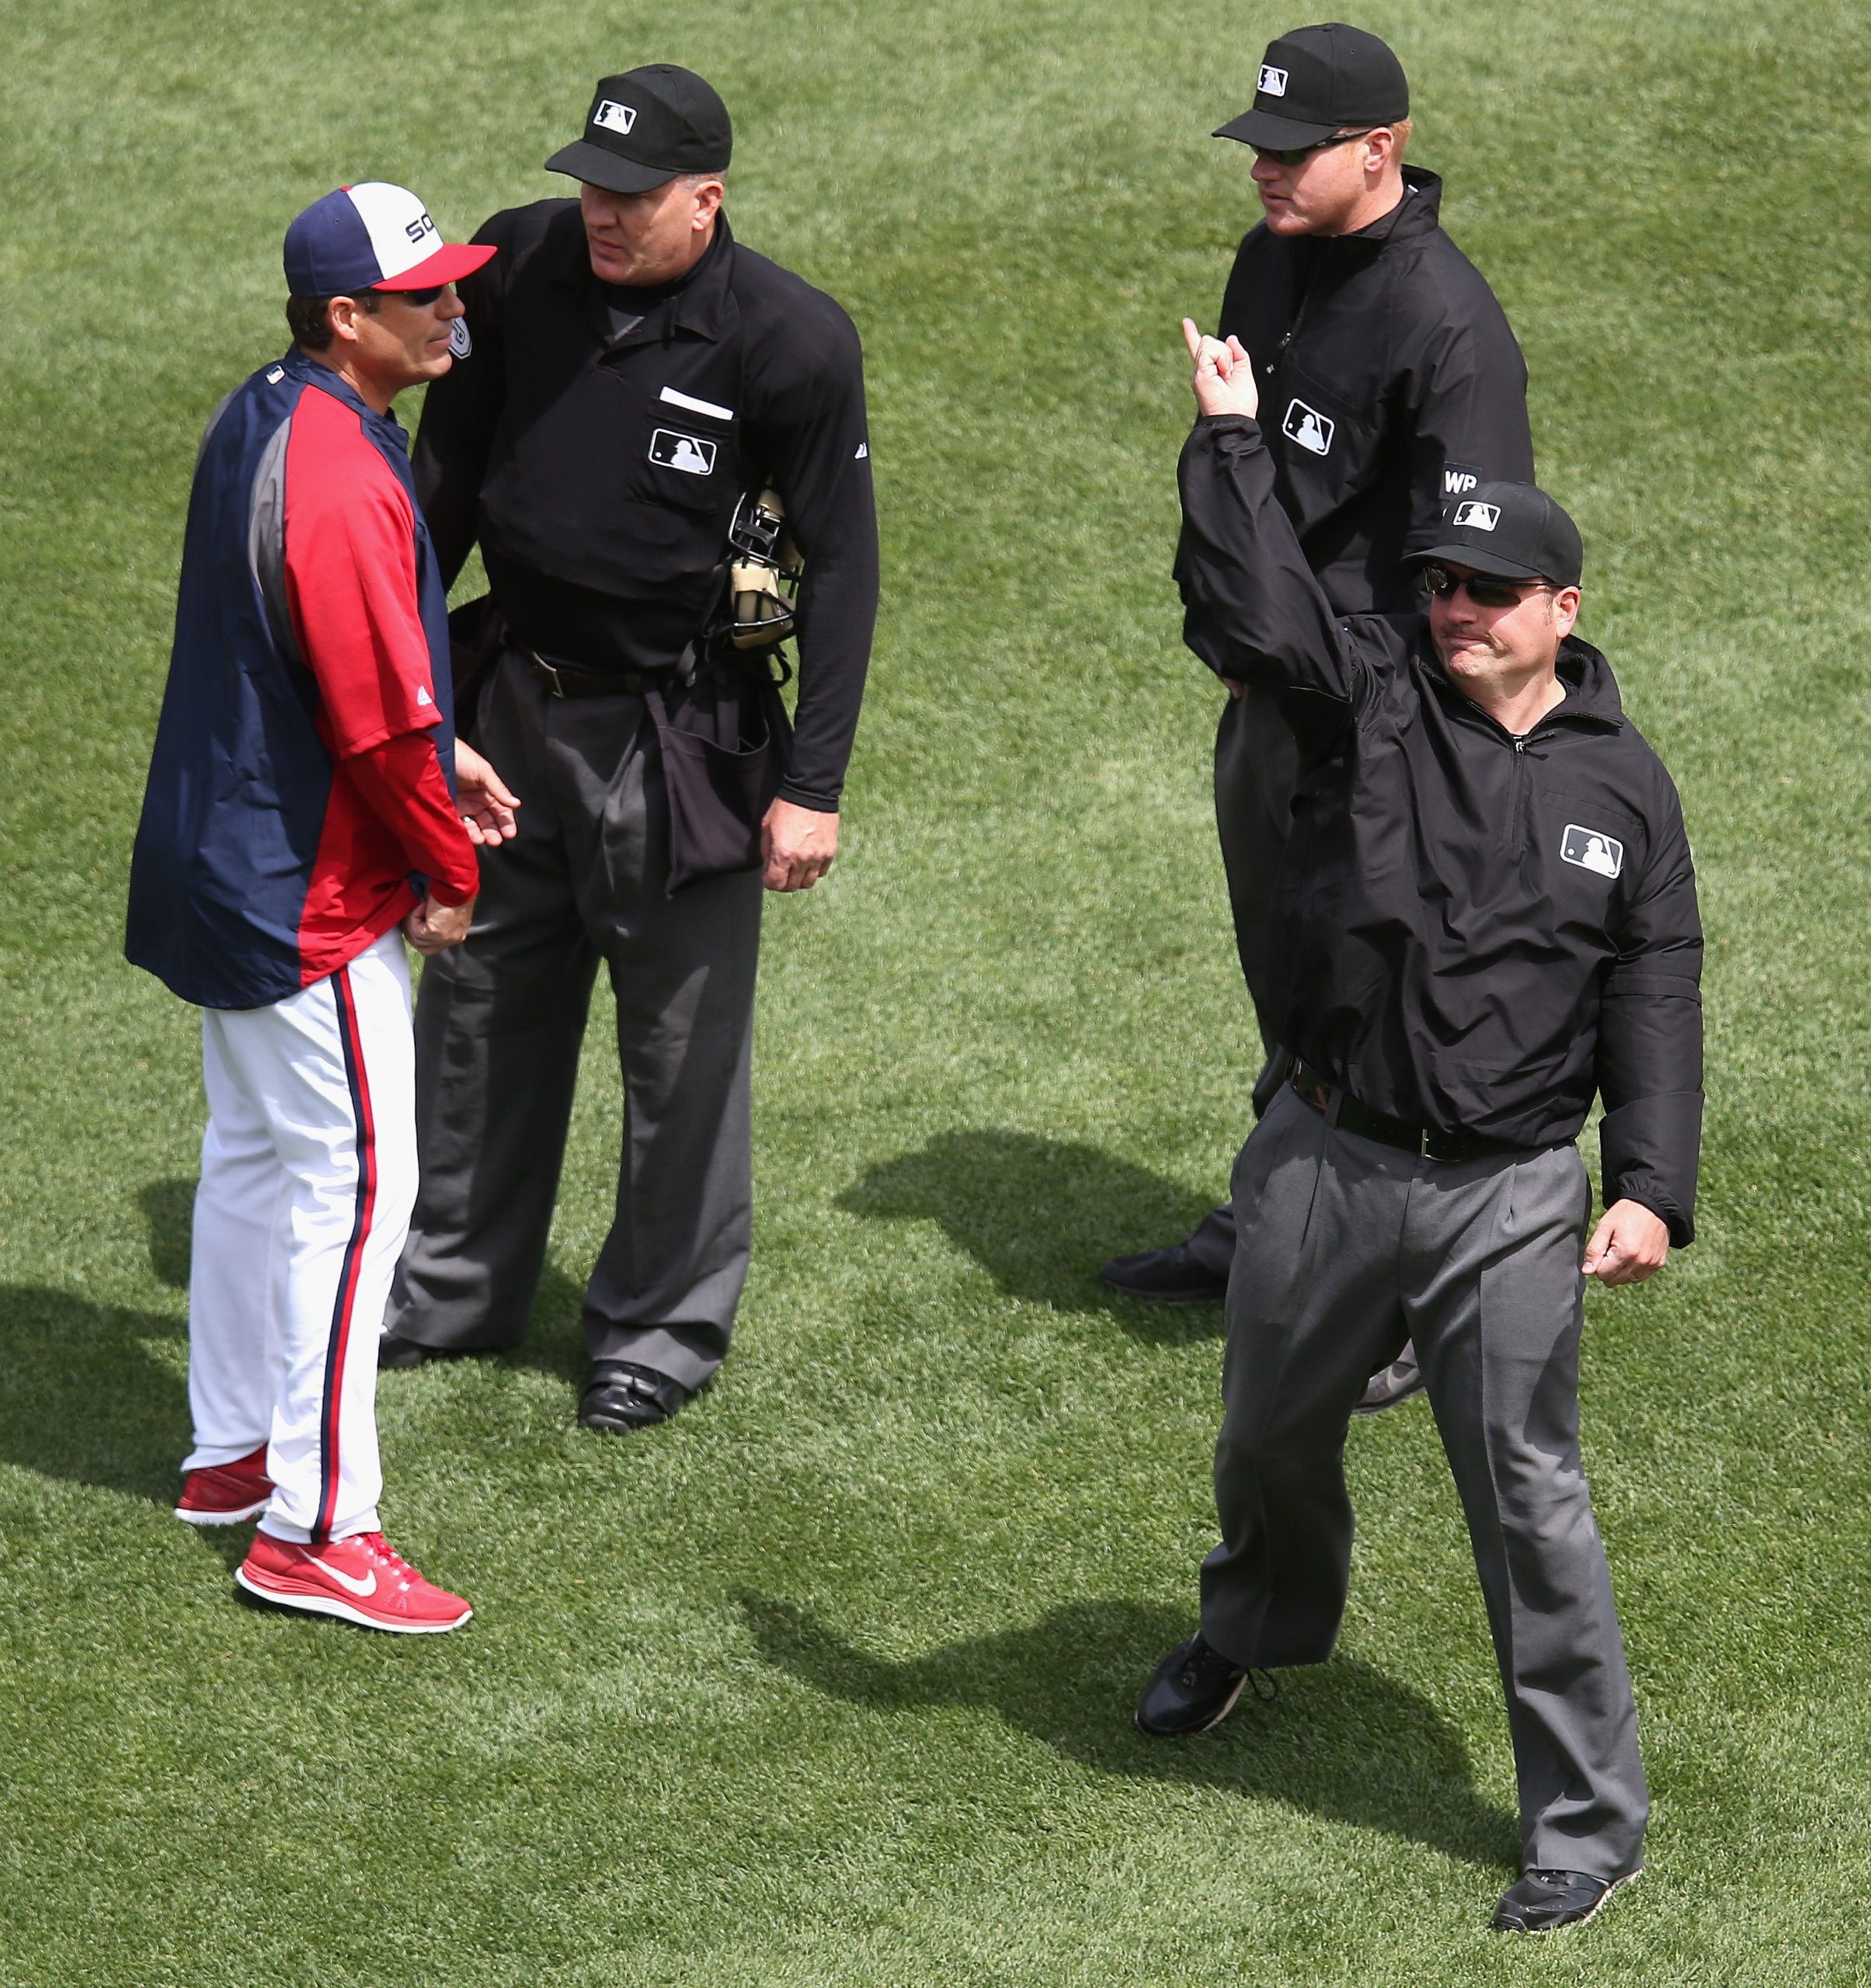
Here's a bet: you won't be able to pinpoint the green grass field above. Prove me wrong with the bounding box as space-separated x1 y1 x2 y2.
6 1 1871 1980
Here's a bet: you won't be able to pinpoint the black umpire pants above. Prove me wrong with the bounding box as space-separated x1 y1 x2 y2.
386 653 763 1391
1201 1086 1648 1878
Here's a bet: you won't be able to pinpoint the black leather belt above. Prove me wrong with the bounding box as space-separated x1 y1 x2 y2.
1288 1060 1532 1166
528 651 670 699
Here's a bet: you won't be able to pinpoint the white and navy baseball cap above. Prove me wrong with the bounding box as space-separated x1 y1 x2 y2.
282 183 494 295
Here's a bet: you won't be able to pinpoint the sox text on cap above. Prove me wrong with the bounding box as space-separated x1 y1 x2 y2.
283 183 494 296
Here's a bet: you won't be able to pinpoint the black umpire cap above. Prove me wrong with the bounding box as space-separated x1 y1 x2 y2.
1215 23 1408 151
546 64 732 193
1411 482 1585 588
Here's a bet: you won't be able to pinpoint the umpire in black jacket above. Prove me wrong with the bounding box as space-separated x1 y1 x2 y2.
379 67 879 1430
1103 25 1533 1350
1135 325 1702 1937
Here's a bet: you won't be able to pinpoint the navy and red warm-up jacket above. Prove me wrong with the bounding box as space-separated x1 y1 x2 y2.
127 349 479 1010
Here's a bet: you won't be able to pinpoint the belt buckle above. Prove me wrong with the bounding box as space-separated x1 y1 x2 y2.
530 650 565 698
1290 1071 1331 1114
1288 1059 1331 1116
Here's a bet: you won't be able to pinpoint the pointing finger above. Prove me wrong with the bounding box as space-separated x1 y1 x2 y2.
1182 317 1203 360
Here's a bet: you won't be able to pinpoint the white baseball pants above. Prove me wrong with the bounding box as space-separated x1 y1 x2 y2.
183 929 416 1543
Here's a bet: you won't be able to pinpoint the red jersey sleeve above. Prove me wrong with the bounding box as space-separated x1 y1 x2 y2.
281 385 444 757
347 734 480 905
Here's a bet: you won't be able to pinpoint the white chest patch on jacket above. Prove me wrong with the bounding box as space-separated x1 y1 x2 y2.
1561 824 1624 878
1282 398 1334 456
649 429 717 475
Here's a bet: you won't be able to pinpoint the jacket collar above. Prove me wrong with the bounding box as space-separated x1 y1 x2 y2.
546 204 737 344
1552 634 1626 727
1301 165 1445 266
283 346 408 447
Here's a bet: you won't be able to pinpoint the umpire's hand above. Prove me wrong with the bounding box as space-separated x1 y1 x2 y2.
1583 1200 1670 1287
763 797 837 891
1182 318 1259 421
454 739 520 846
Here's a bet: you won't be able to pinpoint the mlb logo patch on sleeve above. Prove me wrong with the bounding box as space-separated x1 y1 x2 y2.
1561 824 1624 878
649 429 717 476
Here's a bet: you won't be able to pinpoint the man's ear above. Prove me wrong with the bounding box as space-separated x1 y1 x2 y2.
325 294 366 346
1363 126 1403 175
691 179 725 230
1552 586 1583 638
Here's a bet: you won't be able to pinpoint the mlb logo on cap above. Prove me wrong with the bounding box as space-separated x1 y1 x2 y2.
283 182 495 295
1257 63 1289 96
594 99 638 133
1411 478 1586 587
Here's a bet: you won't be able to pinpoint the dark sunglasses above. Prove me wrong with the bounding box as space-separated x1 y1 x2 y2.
1250 128 1377 168
377 283 449 306
1421 564 1552 610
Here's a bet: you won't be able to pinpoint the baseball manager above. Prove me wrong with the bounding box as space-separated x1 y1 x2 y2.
1133 324 1703 1934
127 184 509 1631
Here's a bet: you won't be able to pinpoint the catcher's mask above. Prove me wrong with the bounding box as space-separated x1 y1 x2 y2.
724 488 802 651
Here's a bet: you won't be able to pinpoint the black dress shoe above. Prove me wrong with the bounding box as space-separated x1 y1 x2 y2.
578 1361 693 1433
1135 1632 1250 1736
377 1332 451 1370
1353 1343 1427 1415
1491 1868 1636 1933
1100 1245 1228 1304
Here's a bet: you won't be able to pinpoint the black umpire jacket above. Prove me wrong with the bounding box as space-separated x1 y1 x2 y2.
1215 166 1534 615
414 206 879 811
1177 415 1704 1242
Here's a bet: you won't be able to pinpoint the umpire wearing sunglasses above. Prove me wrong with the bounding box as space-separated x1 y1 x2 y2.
1136 325 1705 1936
1102 24 1534 1419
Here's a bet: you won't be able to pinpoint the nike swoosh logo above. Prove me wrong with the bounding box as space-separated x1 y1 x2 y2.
307 1555 377 1597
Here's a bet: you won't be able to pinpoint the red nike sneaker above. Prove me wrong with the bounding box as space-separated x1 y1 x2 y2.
176 1444 273 1526
235 1531 473 1634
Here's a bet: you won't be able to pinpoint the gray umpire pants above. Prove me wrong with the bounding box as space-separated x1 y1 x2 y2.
1184 688 1299 1276
385 652 763 1391
1200 1084 1647 1879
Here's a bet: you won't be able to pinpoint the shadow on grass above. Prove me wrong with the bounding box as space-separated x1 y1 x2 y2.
837 1131 1226 1343
0 1283 187 1508
139 1177 195 1289
0 1182 592 1518
499 1261 590 1385
740 1592 1515 1871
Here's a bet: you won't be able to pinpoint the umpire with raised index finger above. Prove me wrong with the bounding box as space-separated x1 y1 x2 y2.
380 65 879 1431
1102 25 1535 1413
1134 325 1703 1934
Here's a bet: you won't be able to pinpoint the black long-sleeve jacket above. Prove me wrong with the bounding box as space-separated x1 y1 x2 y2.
413 205 878 811
1177 415 1704 1242
1215 166 1533 615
